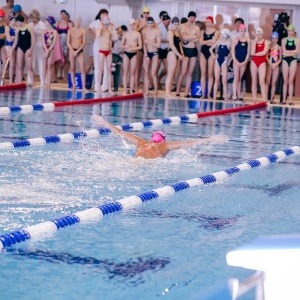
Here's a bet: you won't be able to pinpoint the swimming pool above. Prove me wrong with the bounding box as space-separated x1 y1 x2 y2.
0 89 299 299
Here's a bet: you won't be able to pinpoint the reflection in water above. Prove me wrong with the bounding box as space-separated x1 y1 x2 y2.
129 210 241 231
5 248 170 283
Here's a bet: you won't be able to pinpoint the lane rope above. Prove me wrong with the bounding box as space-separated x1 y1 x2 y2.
0 83 27 91
0 102 266 150
0 93 144 115
0 144 299 250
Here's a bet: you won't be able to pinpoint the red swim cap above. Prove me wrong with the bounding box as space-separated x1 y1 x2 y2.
206 16 214 24
151 131 166 143
0 9 5 17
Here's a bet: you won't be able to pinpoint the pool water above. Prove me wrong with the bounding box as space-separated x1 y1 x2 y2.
0 89 300 299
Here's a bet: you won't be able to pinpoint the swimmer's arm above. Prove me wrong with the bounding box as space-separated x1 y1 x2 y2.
92 115 143 145
167 136 227 151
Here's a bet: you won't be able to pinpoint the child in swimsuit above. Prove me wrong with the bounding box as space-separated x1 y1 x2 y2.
250 27 269 103
67 16 87 91
266 31 282 104
4 12 16 85
121 18 142 95
42 16 58 88
281 24 300 105
9 15 35 86
165 17 184 97
199 16 219 99
142 16 161 96
231 24 250 101
96 16 118 93
209 28 231 101
0 9 7 79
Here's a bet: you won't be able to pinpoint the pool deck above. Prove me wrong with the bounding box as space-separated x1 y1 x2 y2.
35 79 300 108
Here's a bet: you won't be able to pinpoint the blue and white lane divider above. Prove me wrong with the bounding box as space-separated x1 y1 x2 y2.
0 114 198 150
0 103 55 115
1 145 299 250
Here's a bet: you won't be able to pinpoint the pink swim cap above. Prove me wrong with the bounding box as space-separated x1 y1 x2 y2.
239 24 246 31
151 131 166 143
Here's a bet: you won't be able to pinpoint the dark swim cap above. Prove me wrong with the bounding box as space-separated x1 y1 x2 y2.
188 11 196 18
172 17 180 24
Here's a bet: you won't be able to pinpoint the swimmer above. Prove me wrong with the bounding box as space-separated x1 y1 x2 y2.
92 115 226 159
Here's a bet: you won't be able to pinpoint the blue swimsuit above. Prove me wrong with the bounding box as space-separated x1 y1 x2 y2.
217 43 230 67
235 39 248 63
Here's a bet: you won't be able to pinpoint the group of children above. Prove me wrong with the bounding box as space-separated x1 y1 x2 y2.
0 3 299 105
88 6 300 105
0 3 86 89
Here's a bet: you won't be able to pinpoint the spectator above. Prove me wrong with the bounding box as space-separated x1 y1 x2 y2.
42 16 57 88
231 24 250 101
9 15 35 86
199 16 219 99
5 12 16 84
67 16 87 91
13 4 28 23
165 16 184 97
0 8 6 78
27 9 45 86
210 28 231 101
230 17 249 40
1 0 14 24
250 27 269 103
89 8 109 92
121 18 142 95
142 16 161 96
96 16 118 93
266 31 282 104
176 11 200 98
54 9 73 81
157 14 171 86
281 24 300 105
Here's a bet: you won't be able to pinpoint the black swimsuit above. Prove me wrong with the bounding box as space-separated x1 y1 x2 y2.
17 26 31 53
0 24 5 49
201 31 216 60
169 34 182 59
124 51 137 60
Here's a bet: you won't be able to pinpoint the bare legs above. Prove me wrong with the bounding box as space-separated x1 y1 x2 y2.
232 63 246 100
143 55 159 96
200 53 215 99
122 54 137 95
250 61 267 103
282 61 297 105
213 61 229 101
184 57 197 96
165 52 178 97
175 57 188 96
266 65 279 103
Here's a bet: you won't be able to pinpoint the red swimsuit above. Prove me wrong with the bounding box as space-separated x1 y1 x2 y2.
252 40 267 68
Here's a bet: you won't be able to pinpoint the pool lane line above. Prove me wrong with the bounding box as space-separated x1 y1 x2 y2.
0 83 27 91
0 145 299 250
0 102 266 150
0 93 144 115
